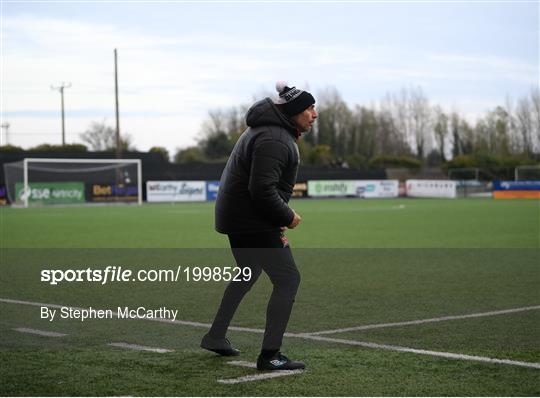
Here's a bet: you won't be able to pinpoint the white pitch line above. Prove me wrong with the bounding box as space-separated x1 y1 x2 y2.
108 342 173 353
307 305 540 335
13 327 67 337
2 297 540 369
300 334 540 369
218 370 304 385
217 361 303 384
228 360 257 368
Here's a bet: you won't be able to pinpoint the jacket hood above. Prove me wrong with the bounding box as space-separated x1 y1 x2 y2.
245 98 297 135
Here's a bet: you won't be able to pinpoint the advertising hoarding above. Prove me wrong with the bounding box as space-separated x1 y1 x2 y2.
308 180 398 198
146 181 206 202
406 180 456 198
356 180 399 198
492 180 540 199
308 180 358 197
206 181 220 201
0 186 7 205
493 181 540 191
15 182 85 205
493 191 540 199
89 184 138 202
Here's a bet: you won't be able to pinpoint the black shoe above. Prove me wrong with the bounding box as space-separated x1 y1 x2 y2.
256 352 305 371
200 333 240 356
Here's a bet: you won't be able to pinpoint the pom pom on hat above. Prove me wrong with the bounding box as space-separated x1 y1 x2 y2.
276 80 289 94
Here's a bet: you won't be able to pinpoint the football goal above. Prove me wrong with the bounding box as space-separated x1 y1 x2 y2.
514 165 540 181
3 158 142 207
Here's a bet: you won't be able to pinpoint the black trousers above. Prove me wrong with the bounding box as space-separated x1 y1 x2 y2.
208 231 301 350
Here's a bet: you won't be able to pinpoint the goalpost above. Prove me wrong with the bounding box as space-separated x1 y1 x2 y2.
514 165 540 181
3 158 142 207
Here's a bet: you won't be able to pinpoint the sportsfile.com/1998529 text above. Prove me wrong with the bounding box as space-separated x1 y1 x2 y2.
40 266 252 285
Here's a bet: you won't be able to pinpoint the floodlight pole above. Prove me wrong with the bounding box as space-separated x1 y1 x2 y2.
0 122 9 145
114 48 121 159
51 82 71 146
23 158 29 208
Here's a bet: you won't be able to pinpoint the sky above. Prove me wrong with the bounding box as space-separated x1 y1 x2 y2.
1 1 538 157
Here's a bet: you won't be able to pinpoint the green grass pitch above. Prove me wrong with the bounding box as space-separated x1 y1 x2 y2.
0 198 539 396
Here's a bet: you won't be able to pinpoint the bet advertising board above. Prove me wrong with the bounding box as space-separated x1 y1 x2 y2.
89 184 139 202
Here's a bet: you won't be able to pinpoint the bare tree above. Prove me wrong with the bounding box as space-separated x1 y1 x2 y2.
201 110 227 137
380 89 411 155
408 87 433 159
530 87 540 153
515 96 534 155
485 106 511 156
350 105 377 159
433 106 449 161
80 120 133 151
450 112 462 157
198 106 248 159
316 87 352 158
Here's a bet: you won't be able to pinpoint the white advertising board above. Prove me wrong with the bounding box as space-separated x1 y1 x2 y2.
356 180 399 198
406 179 457 198
308 180 399 198
146 181 206 202
308 180 357 197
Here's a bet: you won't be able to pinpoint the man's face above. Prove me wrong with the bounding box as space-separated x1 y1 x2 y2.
292 104 317 133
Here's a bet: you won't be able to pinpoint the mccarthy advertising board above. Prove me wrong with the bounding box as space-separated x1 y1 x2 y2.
146 181 206 202
15 182 85 205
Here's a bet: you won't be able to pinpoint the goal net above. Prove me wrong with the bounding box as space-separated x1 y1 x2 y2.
3 158 142 207
514 165 540 181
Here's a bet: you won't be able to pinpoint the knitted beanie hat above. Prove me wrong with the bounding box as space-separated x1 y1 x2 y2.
274 81 315 117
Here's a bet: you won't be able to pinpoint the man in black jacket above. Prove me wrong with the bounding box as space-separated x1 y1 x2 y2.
201 81 317 371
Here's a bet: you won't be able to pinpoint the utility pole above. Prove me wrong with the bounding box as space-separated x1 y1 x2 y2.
0 122 10 145
51 82 71 146
114 48 121 158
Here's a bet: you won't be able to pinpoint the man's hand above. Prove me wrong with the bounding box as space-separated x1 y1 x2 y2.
288 210 301 229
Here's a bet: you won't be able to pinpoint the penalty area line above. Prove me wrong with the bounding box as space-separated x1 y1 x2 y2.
307 305 540 335
108 342 173 353
298 334 540 370
13 327 67 337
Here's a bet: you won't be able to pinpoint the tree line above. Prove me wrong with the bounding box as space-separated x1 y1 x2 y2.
176 86 540 170
2 86 538 172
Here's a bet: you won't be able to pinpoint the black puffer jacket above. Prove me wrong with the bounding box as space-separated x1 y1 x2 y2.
215 98 299 234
